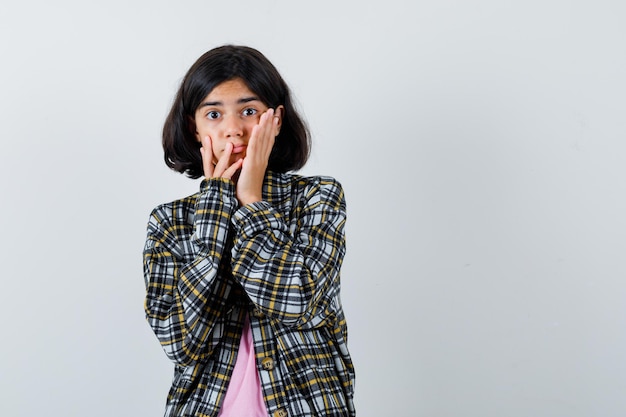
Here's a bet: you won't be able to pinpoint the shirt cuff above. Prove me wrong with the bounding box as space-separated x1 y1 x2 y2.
200 177 236 194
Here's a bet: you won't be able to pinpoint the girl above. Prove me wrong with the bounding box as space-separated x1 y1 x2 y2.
143 45 355 417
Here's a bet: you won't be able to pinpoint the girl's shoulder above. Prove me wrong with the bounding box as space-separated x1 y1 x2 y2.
268 171 345 208
148 192 199 227
271 171 343 191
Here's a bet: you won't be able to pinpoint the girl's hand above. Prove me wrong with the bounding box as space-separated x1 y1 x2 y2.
200 136 243 180
236 108 280 205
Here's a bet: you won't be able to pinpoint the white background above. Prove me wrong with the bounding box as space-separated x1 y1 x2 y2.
1 1 625 416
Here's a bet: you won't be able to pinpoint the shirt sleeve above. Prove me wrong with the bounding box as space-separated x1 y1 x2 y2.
230 177 347 328
143 178 238 366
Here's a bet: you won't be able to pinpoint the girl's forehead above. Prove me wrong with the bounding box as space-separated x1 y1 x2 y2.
197 78 266 111
207 78 255 98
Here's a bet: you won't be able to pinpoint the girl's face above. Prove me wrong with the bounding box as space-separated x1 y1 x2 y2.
192 77 282 165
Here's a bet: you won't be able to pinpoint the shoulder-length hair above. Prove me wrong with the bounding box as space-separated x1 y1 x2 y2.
162 45 311 179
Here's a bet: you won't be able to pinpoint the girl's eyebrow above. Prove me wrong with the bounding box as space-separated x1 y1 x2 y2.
199 96 260 108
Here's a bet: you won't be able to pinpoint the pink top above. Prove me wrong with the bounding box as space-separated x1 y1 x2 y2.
218 314 268 417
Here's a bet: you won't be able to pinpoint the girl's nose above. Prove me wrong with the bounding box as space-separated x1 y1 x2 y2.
223 115 244 137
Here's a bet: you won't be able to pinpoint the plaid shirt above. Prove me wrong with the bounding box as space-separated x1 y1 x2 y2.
143 171 355 417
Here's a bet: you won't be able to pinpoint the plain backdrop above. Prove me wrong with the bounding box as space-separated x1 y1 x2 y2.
1 1 625 416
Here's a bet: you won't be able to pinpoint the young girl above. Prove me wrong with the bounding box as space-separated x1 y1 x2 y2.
143 45 355 417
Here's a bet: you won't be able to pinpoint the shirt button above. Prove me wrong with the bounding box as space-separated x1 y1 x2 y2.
273 408 288 417
252 308 264 318
261 357 275 371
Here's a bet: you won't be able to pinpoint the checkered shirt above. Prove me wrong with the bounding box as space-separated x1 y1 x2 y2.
143 171 355 417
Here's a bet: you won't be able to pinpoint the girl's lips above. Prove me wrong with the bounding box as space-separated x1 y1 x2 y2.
232 145 247 154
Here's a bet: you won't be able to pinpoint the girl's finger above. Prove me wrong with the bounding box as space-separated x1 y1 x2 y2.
222 158 243 179
257 109 276 157
248 109 275 158
272 111 280 136
200 136 214 177
213 142 233 177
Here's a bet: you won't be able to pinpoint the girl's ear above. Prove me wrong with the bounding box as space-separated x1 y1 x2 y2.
188 116 200 141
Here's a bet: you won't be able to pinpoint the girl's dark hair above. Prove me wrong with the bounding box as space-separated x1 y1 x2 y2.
162 45 310 178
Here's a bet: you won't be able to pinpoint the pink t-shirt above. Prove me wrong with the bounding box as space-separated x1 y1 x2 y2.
218 314 268 417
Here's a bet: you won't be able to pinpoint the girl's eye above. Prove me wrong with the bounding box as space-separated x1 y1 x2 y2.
242 108 258 117
207 111 220 120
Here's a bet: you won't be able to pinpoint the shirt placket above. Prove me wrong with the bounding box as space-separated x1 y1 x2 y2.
250 310 291 417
